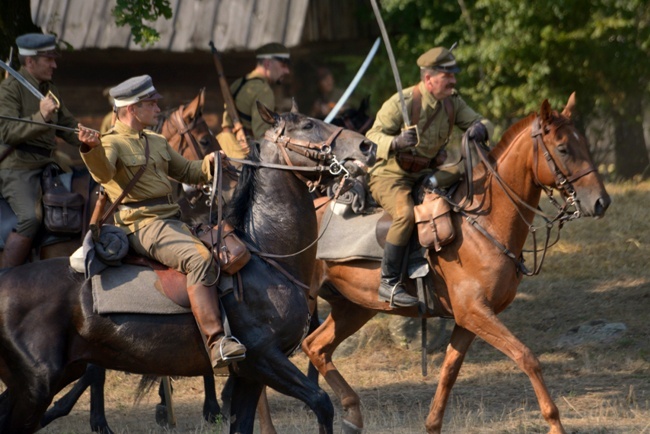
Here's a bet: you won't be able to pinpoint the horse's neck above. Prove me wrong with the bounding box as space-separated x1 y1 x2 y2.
473 131 543 252
245 163 318 282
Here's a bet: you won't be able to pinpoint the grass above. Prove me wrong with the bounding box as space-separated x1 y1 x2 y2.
15 181 650 433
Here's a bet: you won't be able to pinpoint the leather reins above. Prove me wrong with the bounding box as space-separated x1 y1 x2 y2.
449 115 595 275
170 105 208 161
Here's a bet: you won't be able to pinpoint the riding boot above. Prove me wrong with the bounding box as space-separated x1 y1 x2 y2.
378 242 419 307
186 283 247 371
0 231 33 268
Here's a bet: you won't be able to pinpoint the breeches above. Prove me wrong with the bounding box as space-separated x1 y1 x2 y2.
369 176 415 246
0 168 43 238
128 219 216 286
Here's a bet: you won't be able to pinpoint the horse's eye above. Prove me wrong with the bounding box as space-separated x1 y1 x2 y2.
303 121 314 130
556 144 569 156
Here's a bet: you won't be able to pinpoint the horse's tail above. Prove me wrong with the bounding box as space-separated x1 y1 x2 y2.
134 374 159 405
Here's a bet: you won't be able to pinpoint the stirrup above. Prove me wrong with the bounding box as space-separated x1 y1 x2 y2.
380 281 418 308
214 335 246 368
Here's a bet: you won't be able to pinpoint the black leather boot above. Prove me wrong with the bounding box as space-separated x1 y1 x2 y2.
378 242 418 307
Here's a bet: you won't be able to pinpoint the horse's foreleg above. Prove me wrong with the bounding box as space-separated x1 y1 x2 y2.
302 301 376 434
225 376 264 434
425 325 475 434
458 309 565 434
256 387 277 434
201 374 220 423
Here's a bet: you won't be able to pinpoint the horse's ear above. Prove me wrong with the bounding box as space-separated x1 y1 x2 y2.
257 100 279 125
360 95 370 114
561 92 576 119
184 89 203 119
290 98 299 114
540 99 553 123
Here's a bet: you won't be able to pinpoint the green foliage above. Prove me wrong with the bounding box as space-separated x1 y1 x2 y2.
112 0 172 47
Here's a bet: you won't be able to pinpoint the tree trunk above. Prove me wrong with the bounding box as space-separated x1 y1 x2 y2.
613 97 650 180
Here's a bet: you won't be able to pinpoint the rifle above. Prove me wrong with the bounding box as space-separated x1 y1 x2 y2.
208 41 249 155
3 47 12 80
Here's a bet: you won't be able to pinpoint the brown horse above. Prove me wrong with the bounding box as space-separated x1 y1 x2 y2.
301 93 610 434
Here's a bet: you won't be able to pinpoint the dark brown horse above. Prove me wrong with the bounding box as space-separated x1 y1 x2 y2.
301 94 610 434
0 102 375 434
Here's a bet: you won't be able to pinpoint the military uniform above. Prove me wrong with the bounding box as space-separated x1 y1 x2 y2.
222 70 275 139
79 75 245 370
366 46 493 307
221 42 290 140
0 33 81 267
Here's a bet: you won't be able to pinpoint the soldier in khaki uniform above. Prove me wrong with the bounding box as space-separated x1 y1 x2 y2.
366 46 494 307
221 42 291 140
77 75 246 371
0 33 82 267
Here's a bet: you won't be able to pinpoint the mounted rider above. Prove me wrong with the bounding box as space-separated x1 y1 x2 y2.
366 46 494 307
0 33 83 268
77 75 246 371
221 42 291 142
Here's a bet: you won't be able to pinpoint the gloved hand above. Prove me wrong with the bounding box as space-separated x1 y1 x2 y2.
390 128 418 151
465 122 488 143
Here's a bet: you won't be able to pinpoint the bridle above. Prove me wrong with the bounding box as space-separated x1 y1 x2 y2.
449 115 596 275
168 104 211 161
228 118 352 192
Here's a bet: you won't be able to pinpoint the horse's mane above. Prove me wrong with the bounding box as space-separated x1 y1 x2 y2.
489 113 536 160
224 142 261 230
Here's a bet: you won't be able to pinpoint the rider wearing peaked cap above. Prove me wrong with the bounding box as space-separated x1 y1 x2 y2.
77 75 247 372
0 33 81 268
221 42 291 148
366 45 494 308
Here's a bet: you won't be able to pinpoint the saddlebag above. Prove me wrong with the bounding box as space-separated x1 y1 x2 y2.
41 164 85 234
193 222 251 275
413 192 455 252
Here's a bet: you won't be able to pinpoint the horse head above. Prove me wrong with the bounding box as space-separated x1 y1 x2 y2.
160 88 220 160
256 100 376 185
533 92 611 218
331 95 374 135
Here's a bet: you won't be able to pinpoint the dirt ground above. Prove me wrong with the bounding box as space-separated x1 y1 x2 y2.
17 182 650 433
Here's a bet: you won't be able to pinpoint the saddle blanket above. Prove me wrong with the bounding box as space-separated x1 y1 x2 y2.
92 264 191 315
316 202 384 262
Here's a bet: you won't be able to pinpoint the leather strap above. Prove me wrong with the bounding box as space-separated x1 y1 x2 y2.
410 85 455 139
99 133 150 225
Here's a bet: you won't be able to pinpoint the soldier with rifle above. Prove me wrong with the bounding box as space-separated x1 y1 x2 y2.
219 42 291 150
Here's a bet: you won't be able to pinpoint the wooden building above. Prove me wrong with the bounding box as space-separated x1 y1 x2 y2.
29 0 378 130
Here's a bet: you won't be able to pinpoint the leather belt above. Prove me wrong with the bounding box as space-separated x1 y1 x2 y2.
15 144 53 157
118 194 173 210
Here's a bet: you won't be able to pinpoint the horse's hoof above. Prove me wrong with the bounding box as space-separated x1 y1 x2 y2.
155 404 168 427
342 418 363 434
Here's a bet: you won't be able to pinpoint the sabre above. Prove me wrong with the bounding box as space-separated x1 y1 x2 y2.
0 59 60 108
324 37 381 123
370 0 411 128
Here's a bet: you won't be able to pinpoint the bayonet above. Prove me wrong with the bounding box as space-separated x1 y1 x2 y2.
0 59 60 108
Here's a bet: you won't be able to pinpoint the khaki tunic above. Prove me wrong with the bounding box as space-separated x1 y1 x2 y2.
0 67 81 170
221 70 274 139
0 67 81 237
81 120 213 234
366 82 493 246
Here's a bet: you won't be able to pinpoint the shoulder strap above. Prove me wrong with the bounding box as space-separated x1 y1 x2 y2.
232 76 265 122
442 98 455 141
99 134 150 225
411 85 422 126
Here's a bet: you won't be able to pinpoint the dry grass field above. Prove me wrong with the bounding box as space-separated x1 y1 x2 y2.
25 181 650 433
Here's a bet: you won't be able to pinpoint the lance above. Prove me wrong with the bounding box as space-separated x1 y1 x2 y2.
324 37 381 124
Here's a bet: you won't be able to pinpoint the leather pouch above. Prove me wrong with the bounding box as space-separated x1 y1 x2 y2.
194 222 251 274
413 192 455 252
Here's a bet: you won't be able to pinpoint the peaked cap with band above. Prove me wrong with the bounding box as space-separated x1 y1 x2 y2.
109 75 163 108
255 42 291 64
417 46 460 73
16 33 59 58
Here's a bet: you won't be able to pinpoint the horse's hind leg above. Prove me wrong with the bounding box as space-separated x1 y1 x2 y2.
41 364 114 434
302 299 376 434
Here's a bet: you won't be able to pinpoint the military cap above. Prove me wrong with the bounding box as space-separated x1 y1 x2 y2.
417 46 460 73
16 33 59 58
109 75 163 108
256 42 291 64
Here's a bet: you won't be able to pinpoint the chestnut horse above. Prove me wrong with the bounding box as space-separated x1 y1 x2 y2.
301 94 610 434
0 102 374 434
